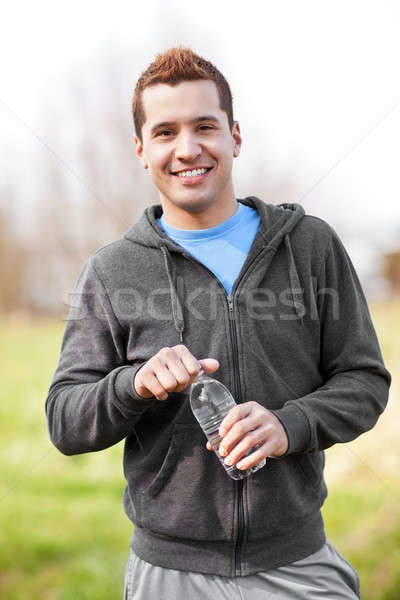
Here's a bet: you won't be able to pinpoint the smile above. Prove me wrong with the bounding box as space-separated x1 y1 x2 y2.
172 167 212 183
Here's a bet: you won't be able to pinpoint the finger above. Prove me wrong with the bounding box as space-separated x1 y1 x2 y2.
172 345 202 378
206 441 213 451
138 370 170 401
218 402 254 438
151 348 197 394
222 426 266 466
153 371 178 396
219 413 260 456
198 357 220 374
168 347 203 391
137 348 195 400
172 345 220 380
165 357 193 392
235 442 271 470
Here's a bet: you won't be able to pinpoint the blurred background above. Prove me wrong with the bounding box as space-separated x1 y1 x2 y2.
0 0 399 598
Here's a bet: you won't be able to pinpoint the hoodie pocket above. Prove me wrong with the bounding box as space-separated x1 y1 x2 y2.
247 452 326 540
132 423 234 542
297 451 325 496
142 425 182 498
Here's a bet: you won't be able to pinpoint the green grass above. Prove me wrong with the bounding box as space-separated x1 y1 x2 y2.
0 319 129 599
0 302 399 599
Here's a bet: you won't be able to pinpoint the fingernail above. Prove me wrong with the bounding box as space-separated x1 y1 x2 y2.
236 461 245 469
224 457 233 466
220 428 226 437
219 447 226 457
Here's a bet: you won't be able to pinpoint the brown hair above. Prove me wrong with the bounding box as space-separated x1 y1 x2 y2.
132 46 234 144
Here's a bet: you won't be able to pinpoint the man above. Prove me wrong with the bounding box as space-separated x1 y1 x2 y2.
45 47 391 599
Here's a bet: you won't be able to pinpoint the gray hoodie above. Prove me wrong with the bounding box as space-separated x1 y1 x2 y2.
45 196 391 576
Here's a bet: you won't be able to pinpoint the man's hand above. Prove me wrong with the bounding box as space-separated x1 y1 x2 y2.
134 344 219 401
206 402 289 469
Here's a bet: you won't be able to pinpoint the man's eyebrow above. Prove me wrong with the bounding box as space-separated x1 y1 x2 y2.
193 115 219 124
150 115 220 135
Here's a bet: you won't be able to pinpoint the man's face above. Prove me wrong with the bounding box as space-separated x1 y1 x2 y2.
135 80 241 221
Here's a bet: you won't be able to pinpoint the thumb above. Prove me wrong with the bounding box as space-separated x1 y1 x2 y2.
199 358 220 375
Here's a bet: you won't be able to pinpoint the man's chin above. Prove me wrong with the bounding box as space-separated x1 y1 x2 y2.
169 195 215 214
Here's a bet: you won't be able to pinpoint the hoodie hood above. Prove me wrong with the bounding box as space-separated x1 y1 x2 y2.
123 196 306 342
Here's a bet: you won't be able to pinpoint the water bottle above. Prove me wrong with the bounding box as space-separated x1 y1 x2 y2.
189 368 266 480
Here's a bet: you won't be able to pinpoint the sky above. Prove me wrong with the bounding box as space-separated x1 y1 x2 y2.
1 0 400 295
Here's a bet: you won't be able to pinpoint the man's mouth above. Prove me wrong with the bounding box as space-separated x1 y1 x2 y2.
171 167 213 183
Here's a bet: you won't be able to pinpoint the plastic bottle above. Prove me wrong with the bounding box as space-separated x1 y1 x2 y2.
189 368 266 480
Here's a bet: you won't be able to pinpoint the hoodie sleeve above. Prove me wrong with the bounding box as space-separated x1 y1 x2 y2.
271 226 391 456
45 256 157 456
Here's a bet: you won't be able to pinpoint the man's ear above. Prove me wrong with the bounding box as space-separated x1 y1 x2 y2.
232 121 242 158
134 135 148 169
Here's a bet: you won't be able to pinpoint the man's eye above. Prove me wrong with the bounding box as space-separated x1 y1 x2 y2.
157 130 173 137
199 125 214 130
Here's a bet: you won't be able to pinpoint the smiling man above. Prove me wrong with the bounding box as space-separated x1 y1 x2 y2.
45 47 390 599
134 78 241 229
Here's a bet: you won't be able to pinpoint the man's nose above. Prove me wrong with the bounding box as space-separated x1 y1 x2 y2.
174 133 201 161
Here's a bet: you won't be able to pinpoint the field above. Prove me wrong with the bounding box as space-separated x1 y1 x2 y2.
0 301 399 599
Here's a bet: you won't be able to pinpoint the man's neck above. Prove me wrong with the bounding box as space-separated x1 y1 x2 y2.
160 199 239 230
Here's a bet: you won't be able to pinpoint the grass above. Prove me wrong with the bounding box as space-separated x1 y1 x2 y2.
0 300 399 599
0 318 128 600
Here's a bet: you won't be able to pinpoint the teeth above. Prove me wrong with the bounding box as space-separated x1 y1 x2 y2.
177 168 208 177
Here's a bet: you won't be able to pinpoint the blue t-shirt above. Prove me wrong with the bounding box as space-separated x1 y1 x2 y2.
157 202 261 294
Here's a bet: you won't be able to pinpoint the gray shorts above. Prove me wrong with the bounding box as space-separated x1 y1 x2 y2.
122 538 361 599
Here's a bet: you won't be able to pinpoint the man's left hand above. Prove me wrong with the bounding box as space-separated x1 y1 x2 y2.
206 402 289 469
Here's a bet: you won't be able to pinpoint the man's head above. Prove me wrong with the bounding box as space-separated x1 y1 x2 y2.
132 46 234 147
132 47 242 228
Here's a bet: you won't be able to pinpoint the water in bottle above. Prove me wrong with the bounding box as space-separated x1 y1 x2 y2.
189 368 266 480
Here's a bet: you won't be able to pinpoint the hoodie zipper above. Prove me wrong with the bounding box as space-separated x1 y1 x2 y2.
181 251 256 576
227 293 246 576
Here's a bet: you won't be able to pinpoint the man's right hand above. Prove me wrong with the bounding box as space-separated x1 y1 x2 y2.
134 344 220 401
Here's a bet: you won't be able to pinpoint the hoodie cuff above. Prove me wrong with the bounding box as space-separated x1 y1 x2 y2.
270 403 312 456
114 365 157 418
